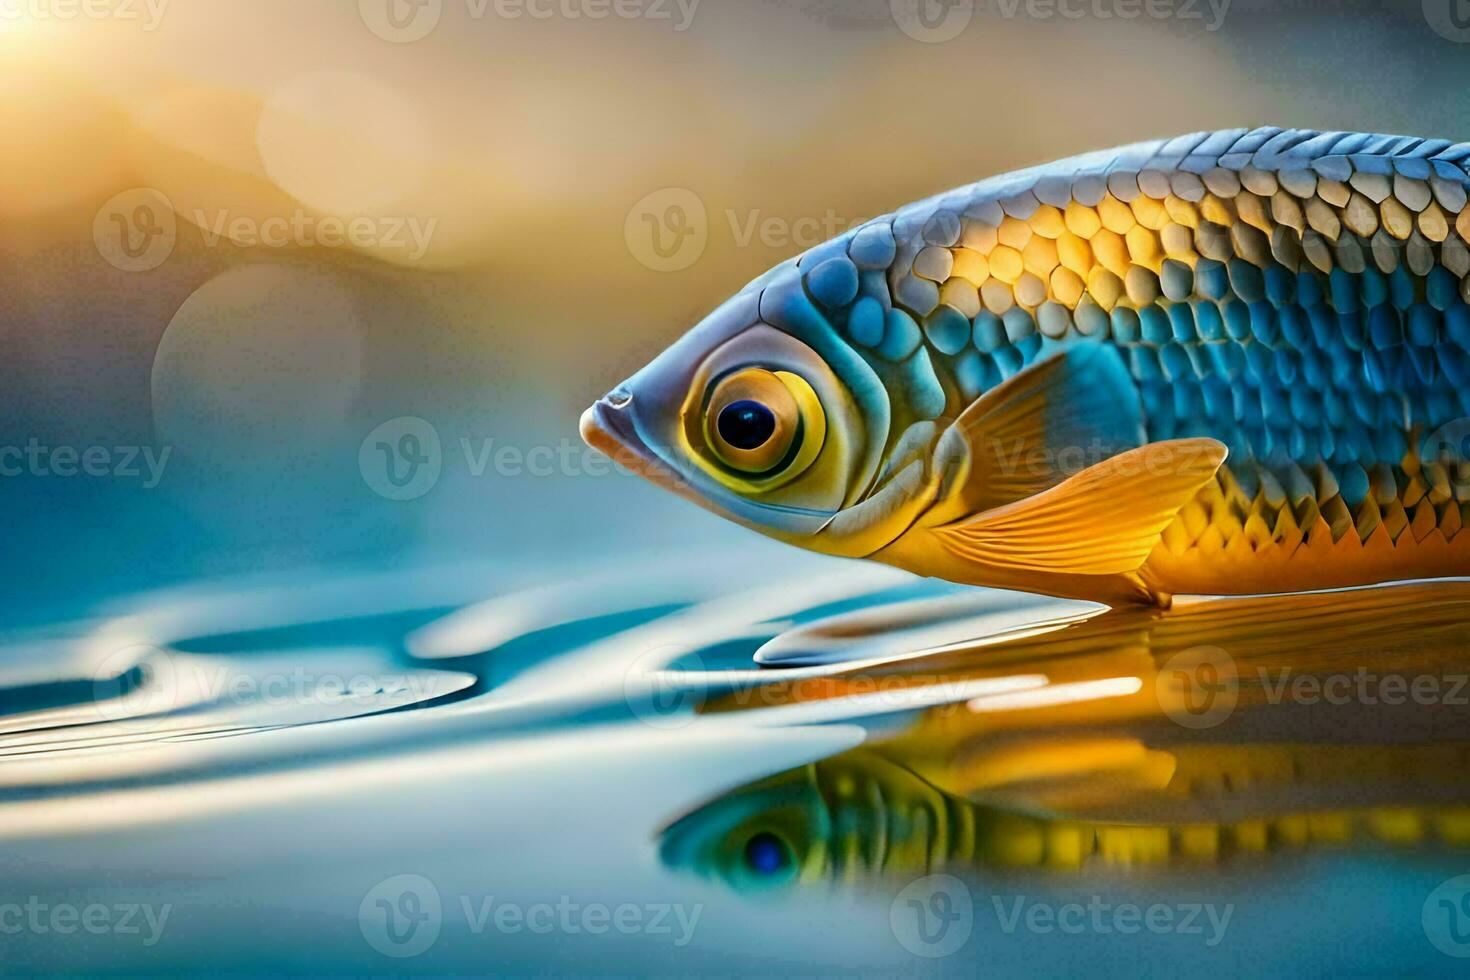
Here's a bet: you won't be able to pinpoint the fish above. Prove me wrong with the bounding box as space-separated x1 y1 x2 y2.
584 128 1470 606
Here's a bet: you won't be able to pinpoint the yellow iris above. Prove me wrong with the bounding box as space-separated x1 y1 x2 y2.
698 368 826 493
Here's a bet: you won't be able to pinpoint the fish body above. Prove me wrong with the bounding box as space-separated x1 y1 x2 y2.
585 128 1470 605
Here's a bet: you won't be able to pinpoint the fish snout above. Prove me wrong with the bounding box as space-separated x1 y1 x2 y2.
580 386 637 456
581 387 703 502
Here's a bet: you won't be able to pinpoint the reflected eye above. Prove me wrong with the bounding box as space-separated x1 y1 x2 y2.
743 832 792 875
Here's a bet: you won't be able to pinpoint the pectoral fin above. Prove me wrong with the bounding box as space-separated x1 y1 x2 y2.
932 438 1228 575
943 343 1146 514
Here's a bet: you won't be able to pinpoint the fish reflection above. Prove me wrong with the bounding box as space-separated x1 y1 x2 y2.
663 581 1470 888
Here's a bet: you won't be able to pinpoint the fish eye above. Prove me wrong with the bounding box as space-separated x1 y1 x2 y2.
703 369 802 474
692 366 828 493
743 831 792 875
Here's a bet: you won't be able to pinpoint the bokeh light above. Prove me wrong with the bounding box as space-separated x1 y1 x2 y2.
150 263 365 471
256 68 431 217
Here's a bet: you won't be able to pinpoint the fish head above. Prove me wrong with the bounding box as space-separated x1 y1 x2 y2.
658 766 831 893
581 260 908 554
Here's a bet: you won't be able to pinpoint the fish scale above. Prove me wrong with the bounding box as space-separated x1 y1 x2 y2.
795 128 1470 597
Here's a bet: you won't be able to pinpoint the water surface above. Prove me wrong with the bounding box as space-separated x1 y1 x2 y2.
3 553 1469 975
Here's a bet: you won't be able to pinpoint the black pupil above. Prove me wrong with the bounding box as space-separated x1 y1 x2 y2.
744 832 789 875
717 400 777 451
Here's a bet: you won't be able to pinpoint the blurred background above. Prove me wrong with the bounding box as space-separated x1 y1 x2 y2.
4 0 1469 622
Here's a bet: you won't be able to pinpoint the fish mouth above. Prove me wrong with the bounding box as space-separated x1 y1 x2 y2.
580 391 704 506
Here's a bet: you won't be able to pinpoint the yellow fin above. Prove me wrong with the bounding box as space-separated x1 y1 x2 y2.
933 438 1228 575
943 344 1145 513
